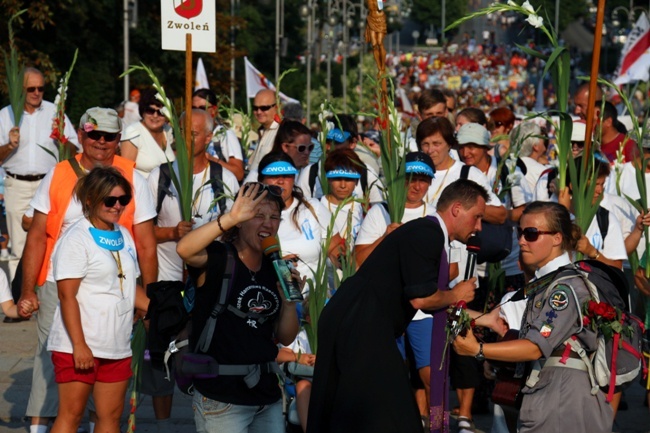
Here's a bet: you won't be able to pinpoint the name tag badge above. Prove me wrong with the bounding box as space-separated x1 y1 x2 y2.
449 247 461 264
116 298 132 316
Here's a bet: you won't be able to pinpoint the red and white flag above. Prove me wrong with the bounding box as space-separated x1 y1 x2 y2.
244 56 299 104
614 13 650 85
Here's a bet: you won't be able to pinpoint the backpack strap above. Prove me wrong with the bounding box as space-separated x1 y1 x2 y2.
516 157 528 176
67 157 86 179
360 169 368 194
155 163 174 225
564 336 600 396
208 161 227 215
308 163 319 197
196 243 236 353
596 206 609 244
460 164 471 180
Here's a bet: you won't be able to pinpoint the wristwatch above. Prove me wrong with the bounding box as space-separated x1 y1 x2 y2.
475 342 485 362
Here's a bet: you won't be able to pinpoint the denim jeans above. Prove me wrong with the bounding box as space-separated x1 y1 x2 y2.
192 389 284 433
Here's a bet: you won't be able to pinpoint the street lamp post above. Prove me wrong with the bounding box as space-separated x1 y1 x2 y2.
300 2 317 123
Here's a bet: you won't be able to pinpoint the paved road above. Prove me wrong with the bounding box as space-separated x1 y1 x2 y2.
0 314 649 432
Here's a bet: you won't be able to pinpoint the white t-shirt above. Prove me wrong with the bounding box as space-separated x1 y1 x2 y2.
297 161 385 205
208 124 243 161
518 156 548 193
48 219 140 359
319 196 364 244
278 197 331 292
30 165 156 282
356 202 436 321
120 122 175 178
148 162 240 281
0 269 11 304
584 203 628 264
425 159 502 208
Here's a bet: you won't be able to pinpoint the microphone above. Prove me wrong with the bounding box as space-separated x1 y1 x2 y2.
464 236 481 281
261 235 304 302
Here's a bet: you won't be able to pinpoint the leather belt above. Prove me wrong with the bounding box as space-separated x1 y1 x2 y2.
6 171 46 182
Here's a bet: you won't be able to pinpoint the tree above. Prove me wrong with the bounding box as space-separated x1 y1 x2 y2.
410 0 468 39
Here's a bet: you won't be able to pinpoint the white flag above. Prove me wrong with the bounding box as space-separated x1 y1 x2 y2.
614 13 650 85
195 58 210 90
244 56 299 104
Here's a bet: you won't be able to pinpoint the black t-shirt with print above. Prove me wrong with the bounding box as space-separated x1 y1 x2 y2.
189 241 282 405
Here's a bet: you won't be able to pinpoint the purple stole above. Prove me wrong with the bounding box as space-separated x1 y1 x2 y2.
427 216 450 433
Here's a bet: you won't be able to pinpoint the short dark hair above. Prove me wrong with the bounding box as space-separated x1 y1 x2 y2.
138 88 163 117
282 103 305 122
417 88 447 112
192 88 218 106
416 116 457 149
436 179 489 213
272 120 312 152
75 166 133 221
327 114 358 138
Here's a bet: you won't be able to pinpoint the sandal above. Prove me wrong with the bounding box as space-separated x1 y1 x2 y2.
457 416 476 433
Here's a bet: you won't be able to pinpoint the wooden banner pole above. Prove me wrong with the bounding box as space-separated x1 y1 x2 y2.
185 33 193 166
584 0 607 162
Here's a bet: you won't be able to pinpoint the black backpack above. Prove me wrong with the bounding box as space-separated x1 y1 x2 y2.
155 161 227 223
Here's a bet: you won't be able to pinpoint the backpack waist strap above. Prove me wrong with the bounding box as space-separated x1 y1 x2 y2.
543 356 589 372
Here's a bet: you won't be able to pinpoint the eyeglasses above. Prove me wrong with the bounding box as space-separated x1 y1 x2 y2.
87 130 119 142
517 227 557 242
243 182 283 198
103 195 132 208
289 143 315 153
26 86 45 93
144 107 165 117
252 103 276 112
192 106 207 110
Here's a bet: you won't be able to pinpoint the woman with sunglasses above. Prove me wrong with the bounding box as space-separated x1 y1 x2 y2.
177 182 299 433
120 88 175 178
258 152 331 291
48 167 148 433
453 201 613 433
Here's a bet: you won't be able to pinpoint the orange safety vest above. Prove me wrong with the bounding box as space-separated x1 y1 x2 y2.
37 154 137 286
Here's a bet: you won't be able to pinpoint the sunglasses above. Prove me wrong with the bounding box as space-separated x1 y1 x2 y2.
517 227 557 242
87 130 119 142
252 103 276 112
103 195 132 208
290 143 315 153
192 105 207 110
26 86 45 93
243 182 283 198
144 107 165 117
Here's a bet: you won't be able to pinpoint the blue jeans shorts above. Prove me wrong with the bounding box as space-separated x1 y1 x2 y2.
192 389 284 433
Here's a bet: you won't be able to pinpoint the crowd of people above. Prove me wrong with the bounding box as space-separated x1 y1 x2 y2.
0 50 649 433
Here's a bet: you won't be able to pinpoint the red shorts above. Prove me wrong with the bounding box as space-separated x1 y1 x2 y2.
52 351 132 385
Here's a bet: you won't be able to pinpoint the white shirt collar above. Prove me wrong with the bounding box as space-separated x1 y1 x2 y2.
534 252 571 280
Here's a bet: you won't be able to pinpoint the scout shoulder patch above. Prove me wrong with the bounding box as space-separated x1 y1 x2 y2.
548 285 570 311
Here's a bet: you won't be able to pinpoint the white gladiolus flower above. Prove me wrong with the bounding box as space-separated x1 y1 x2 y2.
397 144 405 158
521 0 534 13
326 121 335 132
505 157 516 172
155 92 168 105
526 14 544 28
507 172 522 186
54 95 61 106
160 106 171 120
507 0 517 6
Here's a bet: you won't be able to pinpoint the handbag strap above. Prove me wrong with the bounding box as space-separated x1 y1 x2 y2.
196 243 236 353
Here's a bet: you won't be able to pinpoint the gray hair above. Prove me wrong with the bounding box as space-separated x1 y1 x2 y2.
511 121 541 157
181 109 214 134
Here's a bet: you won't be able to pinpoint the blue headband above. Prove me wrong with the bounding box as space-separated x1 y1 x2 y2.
405 161 435 178
326 168 362 179
89 227 125 251
326 128 351 143
260 161 299 176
